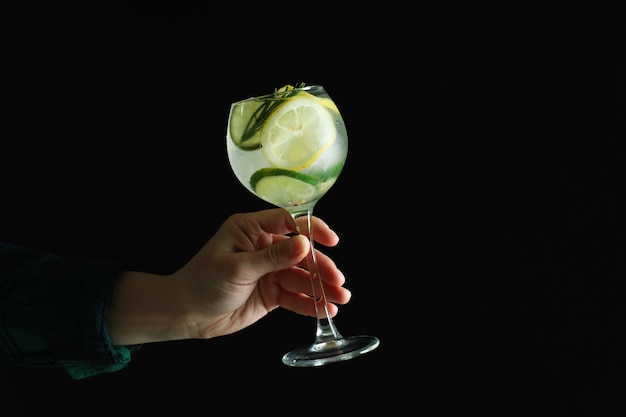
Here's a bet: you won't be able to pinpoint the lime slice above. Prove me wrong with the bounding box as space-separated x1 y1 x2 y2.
250 168 320 206
319 161 345 182
229 100 264 150
261 96 336 170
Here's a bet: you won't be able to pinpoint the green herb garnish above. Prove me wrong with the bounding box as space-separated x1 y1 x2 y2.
239 82 306 145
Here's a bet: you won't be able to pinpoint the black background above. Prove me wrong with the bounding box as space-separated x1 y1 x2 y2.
1 1 625 414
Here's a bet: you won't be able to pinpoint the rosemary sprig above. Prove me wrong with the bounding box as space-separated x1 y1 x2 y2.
239 82 307 145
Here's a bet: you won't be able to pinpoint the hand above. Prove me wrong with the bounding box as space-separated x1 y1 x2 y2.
109 208 350 345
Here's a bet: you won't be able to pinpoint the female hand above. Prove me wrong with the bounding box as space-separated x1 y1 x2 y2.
109 208 350 345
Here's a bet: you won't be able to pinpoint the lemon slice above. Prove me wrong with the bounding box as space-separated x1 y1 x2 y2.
250 168 320 206
261 96 336 170
296 90 340 114
298 91 339 114
229 100 264 150
317 97 340 114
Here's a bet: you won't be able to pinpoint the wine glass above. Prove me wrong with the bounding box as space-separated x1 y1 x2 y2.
226 84 380 366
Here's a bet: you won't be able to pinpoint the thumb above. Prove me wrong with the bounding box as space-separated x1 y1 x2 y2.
255 234 310 274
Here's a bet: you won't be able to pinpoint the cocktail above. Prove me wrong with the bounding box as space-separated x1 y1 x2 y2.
226 84 380 366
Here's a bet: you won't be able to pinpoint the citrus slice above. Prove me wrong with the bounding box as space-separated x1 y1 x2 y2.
229 100 264 150
317 97 340 114
250 168 320 206
296 90 340 114
261 96 336 170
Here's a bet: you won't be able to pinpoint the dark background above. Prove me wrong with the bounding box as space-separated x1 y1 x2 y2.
1 1 625 414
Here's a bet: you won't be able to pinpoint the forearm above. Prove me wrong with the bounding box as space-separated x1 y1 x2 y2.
108 270 192 345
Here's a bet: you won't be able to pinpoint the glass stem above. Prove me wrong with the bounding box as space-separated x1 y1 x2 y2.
295 209 343 343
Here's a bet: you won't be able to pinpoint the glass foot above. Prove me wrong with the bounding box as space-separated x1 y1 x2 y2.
282 335 380 367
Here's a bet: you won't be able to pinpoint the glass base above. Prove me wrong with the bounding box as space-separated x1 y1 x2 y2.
282 335 380 367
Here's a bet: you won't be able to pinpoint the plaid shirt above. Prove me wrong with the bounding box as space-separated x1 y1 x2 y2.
0 242 139 379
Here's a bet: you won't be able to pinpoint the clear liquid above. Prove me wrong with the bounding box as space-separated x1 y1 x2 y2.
226 87 348 209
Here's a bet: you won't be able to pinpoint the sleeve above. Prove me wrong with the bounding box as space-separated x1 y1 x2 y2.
0 242 141 379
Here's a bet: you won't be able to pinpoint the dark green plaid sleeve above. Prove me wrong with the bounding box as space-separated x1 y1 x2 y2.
0 242 140 379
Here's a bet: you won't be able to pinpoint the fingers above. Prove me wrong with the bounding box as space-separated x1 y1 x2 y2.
249 234 310 277
304 249 346 287
274 256 350 304
294 215 339 247
278 292 341 318
269 221 350 318
276 276 351 318
229 208 339 248
227 208 296 240
275 268 349 301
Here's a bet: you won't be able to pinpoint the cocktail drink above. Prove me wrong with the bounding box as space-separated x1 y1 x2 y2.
226 84 379 366
227 85 346 214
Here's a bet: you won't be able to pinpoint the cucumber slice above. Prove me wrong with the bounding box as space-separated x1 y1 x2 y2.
229 100 264 150
250 168 321 207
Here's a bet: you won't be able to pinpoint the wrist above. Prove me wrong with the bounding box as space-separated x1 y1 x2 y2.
108 271 192 345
